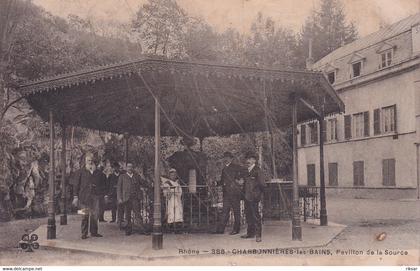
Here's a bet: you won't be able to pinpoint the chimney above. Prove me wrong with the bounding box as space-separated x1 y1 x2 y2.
306 38 315 70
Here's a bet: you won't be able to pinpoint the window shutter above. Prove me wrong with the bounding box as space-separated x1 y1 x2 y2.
374 108 381 135
353 162 358 186
393 105 397 132
389 159 396 186
382 159 389 186
314 122 319 144
363 111 370 136
344 115 352 139
307 164 316 186
353 161 364 186
300 124 306 146
328 163 338 186
334 120 338 140
383 159 396 186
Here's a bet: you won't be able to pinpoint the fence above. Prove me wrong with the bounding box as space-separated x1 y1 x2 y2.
131 183 319 233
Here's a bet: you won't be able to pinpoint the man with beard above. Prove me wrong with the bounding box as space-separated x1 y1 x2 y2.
72 153 104 239
241 152 266 242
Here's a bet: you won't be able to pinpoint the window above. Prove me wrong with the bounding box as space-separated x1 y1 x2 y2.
328 163 338 186
353 113 364 138
353 161 365 186
380 49 393 68
382 159 396 186
327 118 338 142
308 122 318 145
327 71 336 84
352 61 362 77
382 106 396 133
352 111 369 138
307 164 316 186
374 105 397 135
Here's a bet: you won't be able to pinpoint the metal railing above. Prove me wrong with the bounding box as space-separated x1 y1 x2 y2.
130 184 319 233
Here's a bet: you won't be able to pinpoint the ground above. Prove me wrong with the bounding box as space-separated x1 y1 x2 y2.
0 197 419 265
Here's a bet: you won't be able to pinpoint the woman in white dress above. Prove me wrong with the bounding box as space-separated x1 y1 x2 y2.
161 168 183 233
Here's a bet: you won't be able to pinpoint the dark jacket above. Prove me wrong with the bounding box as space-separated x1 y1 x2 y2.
243 165 266 202
218 163 246 196
73 168 105 207
117 173 144 203
107 173 119 199
95 171 108 196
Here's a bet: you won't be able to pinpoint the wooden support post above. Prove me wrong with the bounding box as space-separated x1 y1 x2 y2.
291 97 302 241
152 95 163 250
270 130 277 179
47 110 56 239
124 134 129 167
319 104 328 226
60 123 67 225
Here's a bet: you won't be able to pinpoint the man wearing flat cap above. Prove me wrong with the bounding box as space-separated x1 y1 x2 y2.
215 151 246 235
241 152 266 242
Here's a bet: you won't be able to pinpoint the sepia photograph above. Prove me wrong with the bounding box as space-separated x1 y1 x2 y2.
0 0 419 269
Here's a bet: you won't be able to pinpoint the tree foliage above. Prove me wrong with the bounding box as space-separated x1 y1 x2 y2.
297 0 358 67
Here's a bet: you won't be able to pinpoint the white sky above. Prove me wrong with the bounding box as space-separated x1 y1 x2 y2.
33 0 420 37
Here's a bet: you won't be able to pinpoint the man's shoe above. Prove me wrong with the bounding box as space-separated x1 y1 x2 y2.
212 230 224 234
109 220 116 223
99 219 107 223
125 231 132 236
229 230 239 235
91 233 103 237
240 234 255 239
81 235 88 239
256 236 262 242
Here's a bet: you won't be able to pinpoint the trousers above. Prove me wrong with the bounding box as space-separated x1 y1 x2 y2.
80 198 100 236
217 193 241 232
118 200 132 233
244 200 262 237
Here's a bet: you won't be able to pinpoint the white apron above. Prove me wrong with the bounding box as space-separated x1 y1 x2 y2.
161 177 183 224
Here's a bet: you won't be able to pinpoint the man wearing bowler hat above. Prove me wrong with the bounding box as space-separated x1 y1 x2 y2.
241 152 266 242
215 151 246 235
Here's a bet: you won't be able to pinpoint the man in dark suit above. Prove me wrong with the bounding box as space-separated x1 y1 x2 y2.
106 162 120 223
215 151 246 235
241 152 266 242
72 153 104 239
117 162 143 235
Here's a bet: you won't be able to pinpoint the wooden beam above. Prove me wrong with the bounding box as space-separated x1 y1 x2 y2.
47 110 56 239
152 95 163 250
291 97 302 241
299 97 321 118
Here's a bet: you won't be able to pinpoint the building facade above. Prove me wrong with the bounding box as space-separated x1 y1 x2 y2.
298 13 420 199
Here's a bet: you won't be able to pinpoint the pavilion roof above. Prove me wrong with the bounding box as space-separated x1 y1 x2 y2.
18 57 344 137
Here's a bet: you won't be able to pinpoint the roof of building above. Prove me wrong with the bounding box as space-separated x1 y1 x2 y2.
314 12 420 69
18 57 344 137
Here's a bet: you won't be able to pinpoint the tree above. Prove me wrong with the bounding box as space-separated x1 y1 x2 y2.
297 0 358 68
132 0 188 57
244 12 299 69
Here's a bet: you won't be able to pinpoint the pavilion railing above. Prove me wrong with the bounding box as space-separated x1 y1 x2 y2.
130 183 319 233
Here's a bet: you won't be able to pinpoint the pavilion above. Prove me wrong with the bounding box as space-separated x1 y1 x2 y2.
18 57 344 249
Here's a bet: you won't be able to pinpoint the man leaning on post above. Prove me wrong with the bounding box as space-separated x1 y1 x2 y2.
241 152 266 242
72 153 104 239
